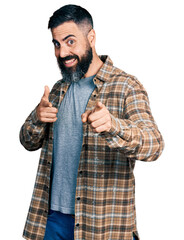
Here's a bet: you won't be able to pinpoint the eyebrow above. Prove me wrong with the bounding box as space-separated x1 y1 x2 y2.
52 34 76 45
52 39 59 44
62 34 76 41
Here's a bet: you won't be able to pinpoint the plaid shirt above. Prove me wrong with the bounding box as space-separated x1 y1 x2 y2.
20 55 164 240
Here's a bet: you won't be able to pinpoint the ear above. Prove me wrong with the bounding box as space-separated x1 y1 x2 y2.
87 29 96 47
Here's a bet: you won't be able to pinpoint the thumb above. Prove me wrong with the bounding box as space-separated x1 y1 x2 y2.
41 85 52 107
81 110 91 123
43 85 50 100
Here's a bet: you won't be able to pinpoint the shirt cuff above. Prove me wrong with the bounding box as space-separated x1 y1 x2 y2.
100 114 132 143
108 114 122 136
100 114 123 138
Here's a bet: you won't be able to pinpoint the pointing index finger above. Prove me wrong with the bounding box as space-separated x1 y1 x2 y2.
93 102 104 112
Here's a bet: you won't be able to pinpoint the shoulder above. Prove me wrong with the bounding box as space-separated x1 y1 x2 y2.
109 65 146 94
100 55 145 91
50 79 63 93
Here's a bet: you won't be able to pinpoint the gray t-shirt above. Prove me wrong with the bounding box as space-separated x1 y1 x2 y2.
50 75 96 214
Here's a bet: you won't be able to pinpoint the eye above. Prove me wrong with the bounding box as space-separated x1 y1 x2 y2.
67 39 75 46
53 40 60 49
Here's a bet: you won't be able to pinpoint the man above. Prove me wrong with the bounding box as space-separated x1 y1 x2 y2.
20 4 164 240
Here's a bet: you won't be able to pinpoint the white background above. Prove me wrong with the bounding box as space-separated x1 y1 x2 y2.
0 0 183 239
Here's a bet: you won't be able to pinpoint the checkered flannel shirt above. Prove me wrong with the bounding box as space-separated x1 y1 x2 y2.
20 55 164 240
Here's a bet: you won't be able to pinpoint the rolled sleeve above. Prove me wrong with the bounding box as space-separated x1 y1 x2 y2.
101 83 164 161
19 107 47 151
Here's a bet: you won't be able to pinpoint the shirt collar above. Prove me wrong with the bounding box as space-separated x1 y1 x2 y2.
95 55 114 83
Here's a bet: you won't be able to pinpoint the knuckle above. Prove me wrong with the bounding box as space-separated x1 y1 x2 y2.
39 107 44 112
88 116 92 123
40 112 44 117
91 122 95 128
95 127 101 133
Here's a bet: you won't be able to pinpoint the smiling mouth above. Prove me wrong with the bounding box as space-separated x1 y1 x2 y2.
63 58 77 67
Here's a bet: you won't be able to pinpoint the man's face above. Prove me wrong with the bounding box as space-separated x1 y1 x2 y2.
51 21 93 82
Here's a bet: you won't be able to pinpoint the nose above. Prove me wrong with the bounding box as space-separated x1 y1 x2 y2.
58 45 70 58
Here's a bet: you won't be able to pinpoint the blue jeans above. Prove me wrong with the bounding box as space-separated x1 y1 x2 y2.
44 210 137 240
44 210 75 240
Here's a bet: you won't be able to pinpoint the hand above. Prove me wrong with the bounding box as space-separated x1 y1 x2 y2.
81 102 111 133
36 86 58 123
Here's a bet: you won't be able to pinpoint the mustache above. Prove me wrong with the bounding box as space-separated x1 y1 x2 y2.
58 55 79 64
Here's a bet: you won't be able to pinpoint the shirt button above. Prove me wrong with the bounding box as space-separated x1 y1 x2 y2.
82 144 87 149
79 170 83 175
76 223 80 227
44 209 48 216
62 90 65 94
77 197 80 201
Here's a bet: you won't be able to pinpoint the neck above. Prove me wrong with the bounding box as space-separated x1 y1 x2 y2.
84 51 103 78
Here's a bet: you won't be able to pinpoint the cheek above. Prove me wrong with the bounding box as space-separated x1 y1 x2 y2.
72 44 85 56
54 49 59 58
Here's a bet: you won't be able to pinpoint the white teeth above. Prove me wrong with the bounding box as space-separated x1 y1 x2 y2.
65 59 75 64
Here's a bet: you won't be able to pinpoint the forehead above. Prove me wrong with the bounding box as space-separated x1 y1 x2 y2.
51 21 84 40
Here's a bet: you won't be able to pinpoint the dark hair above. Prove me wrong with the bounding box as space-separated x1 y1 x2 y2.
48 4 93 30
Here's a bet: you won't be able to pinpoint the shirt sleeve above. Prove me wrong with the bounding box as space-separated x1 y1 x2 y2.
19 106 47 151
102 82 164 161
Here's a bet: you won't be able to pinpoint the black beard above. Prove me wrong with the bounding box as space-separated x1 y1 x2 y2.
57 47 93 83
